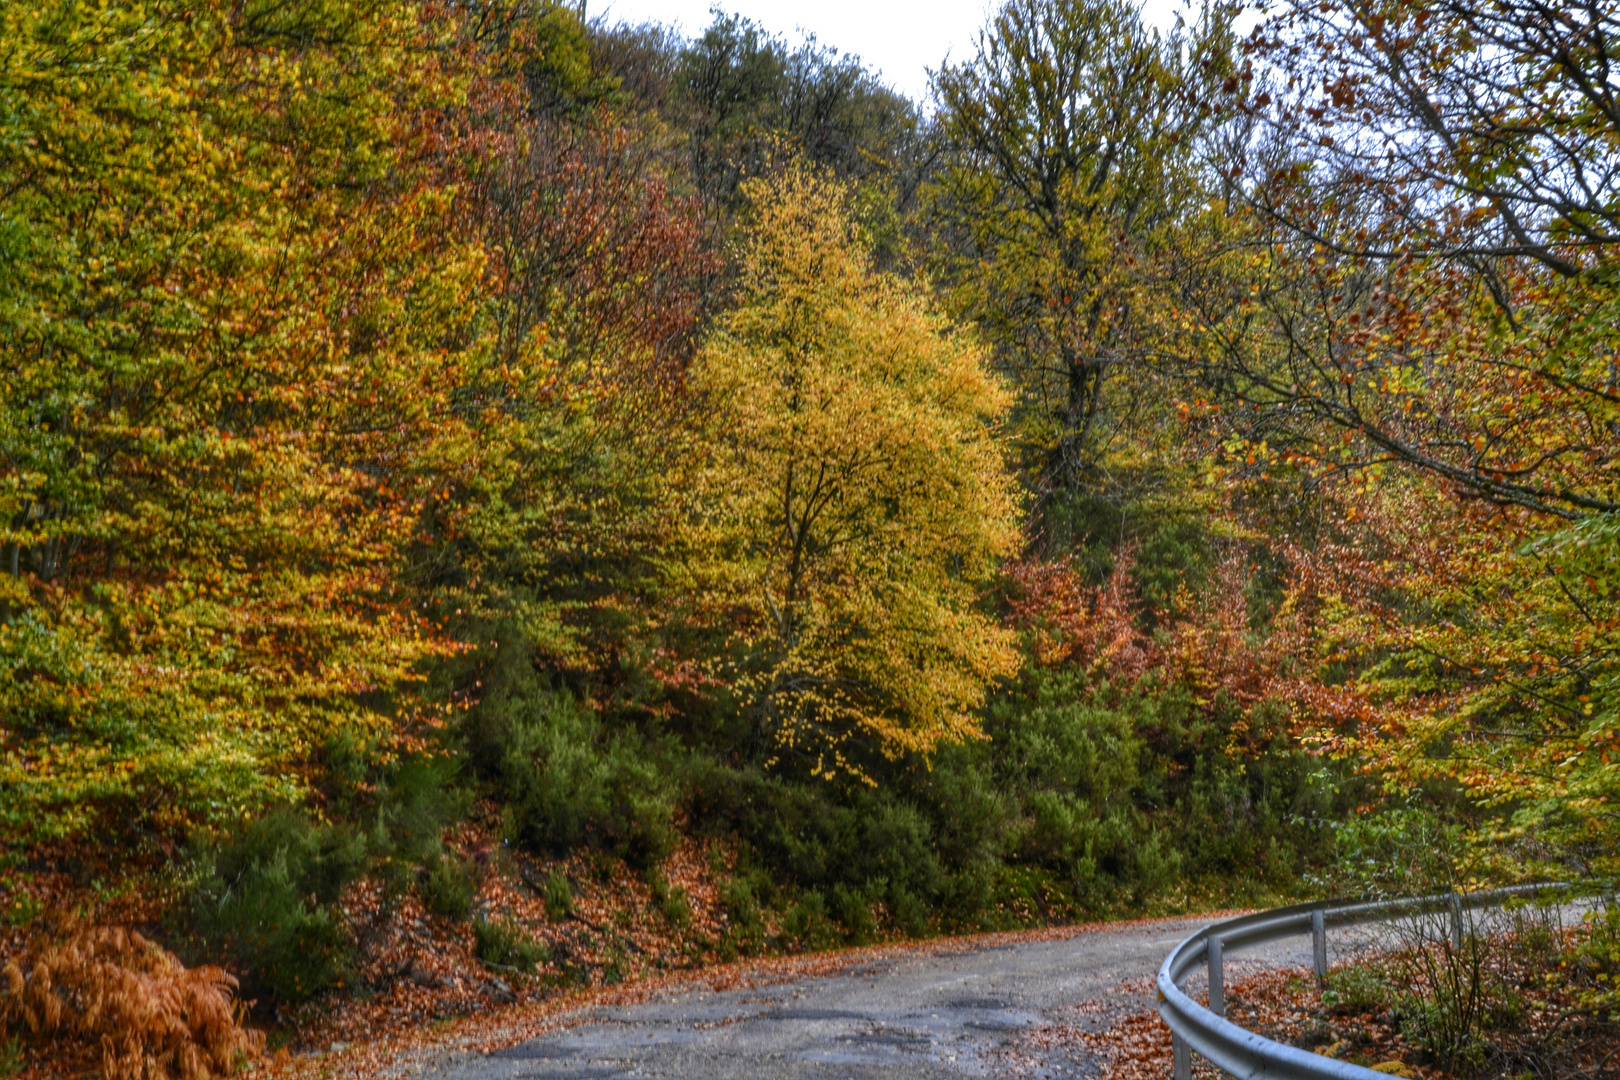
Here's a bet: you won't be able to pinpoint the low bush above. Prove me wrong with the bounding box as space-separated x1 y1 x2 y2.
677 660 1331 934
0 925 262 1080
1321 963 1393 1013
781 891 834 951
886 885 932 938
420 852 479 921
831 884 876 945
182 748 475 1006
1305 900 1620 1080
466 676 678 868
473 915 548 975
186 807 361 1005
647 871 690 929
373 755 470 865
1389 920 1534 1076
718 873 767 958
542 872 574 922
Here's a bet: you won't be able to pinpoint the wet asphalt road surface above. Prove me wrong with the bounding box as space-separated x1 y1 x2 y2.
397 914 1336 1080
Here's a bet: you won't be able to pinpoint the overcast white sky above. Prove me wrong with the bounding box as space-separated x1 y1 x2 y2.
589 0 1225 105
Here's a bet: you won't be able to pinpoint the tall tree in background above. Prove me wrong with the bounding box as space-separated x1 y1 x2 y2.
931 0 1236 546
677 13 923 207
595 12 925 212
687 170 1020 779
423 2 714 687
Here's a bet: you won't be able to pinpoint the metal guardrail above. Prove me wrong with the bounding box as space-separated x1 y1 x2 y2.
1155 884 1569 1080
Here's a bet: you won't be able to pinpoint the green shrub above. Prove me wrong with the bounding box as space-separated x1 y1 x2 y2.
1314 805 1467 900
721 874 761 926
603 946 629 985
4 893 41 929
831 884 876 945
374 755 469 863
648 871 690 929
719 873 766 958
782 890 834 950
542 871 574 922
187 807 362 1004
469 685 677 868
421 851 478 921
984 666 1328 908
474 914 549 974
1321 963 1394 1013
986 865 1078 929
886 885 932 938
687 764 975 923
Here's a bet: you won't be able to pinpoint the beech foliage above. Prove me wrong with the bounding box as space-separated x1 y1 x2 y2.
688 170 1020 775
0 0 484 843
1192 0 1620 880
5 0 1618 1028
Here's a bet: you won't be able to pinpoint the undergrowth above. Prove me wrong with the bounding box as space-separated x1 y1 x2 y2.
473 915 549 975
1313 902 1620 1079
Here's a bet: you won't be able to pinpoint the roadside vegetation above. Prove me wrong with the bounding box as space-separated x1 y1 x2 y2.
2 0 1617 1074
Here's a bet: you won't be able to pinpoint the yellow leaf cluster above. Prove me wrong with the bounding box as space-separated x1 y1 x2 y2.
688 170 1021 775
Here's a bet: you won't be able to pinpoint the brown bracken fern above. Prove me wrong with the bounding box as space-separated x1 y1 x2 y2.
1 925 262 1080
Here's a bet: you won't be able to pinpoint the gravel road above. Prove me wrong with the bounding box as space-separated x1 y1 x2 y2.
399 914 1332 1080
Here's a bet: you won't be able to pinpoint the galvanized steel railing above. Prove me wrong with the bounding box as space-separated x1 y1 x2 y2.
1155 885 1568 1080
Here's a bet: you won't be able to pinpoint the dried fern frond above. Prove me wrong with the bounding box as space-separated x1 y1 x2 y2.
0 924 263 1080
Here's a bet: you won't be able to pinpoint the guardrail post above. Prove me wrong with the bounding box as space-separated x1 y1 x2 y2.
1207 935 1224 1017
1311 908 1327 984
1449 893 1464 949
1172 1030 1191 1080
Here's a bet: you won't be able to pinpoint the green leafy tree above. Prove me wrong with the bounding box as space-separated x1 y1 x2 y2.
674 13 923 205
931 0 1235 538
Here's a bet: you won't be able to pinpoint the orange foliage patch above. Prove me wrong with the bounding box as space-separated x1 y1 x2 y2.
1005 548 1375 745
1 926 263 1080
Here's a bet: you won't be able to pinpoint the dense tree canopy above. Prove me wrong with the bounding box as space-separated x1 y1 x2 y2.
3 0 1618 1060
931 0 1235 528
0 0 485 842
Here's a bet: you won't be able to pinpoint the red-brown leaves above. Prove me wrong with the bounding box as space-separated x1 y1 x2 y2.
1004 546 1370 741
1003 555 1148 679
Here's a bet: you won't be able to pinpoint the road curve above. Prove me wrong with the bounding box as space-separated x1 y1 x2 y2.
400 915 1318 1080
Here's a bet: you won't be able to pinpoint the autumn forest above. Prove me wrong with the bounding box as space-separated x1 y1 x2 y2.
2 0 1619 1074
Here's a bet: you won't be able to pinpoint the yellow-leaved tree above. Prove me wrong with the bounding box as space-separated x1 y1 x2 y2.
688 170 1021 778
